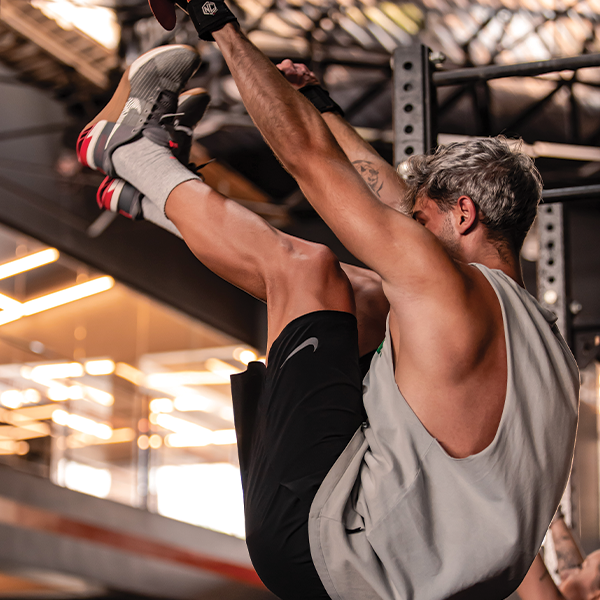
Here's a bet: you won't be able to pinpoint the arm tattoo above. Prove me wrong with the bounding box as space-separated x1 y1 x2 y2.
353 160 384 198
555 542 583 576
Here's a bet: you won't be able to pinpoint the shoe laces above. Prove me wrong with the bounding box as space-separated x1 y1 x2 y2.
148 90 179 127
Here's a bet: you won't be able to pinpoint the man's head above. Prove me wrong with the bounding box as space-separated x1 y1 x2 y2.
401 137 542 257
559 550 600 600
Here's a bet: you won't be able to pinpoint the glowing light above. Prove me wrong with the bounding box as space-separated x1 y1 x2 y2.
0 440 29 455
52 409 112 439
83 386 114 407
149 398 174 414
206 358 241 378
146 371 229 387
544 290 558 305
137 435 149 450
0 293 21 311
233 348 257 365
115 363 145 386
0 277 114 327
59 460 111 498
165 429 237 448
149 434 163 449
67 428 135 448
47 384 70 401
29 362 84 382
173 395 217 413
22 277 114 316
23 389 41 404
0 390 22 409
154 414 212 440
0 249 59 281
85 359 115 376
31 0 120 50
156 463 245 538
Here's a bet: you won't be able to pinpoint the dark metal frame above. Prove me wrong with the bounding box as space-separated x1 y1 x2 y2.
393 47 600 534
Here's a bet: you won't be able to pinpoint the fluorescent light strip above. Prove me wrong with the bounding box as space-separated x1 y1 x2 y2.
165 429 237 448
0 293 21 311
52 409 112 440
0 249 59 281
0 276 114 326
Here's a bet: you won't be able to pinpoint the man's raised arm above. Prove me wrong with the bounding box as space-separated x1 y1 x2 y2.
276 60 409 213
210 24 454 289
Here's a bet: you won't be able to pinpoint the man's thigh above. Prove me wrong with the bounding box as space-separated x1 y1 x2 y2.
231 310 366 600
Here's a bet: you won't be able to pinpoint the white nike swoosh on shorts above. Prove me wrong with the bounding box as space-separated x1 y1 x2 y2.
280 337 319 368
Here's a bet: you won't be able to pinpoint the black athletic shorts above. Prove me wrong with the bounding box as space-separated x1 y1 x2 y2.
230 311 372 600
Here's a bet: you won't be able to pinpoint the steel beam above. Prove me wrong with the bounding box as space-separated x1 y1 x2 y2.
433 53 600 87
542 184 600 203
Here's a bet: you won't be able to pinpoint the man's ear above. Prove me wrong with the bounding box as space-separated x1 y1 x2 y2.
455 195 478 235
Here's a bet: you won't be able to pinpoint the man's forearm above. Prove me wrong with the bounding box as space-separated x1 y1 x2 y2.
551 517 584 581
212 25 345 177
322 112 408 212
517 553 565 600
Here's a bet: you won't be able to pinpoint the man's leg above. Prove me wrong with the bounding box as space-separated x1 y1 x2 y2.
148 178 363 600
164 179 355 352
81 45 364 599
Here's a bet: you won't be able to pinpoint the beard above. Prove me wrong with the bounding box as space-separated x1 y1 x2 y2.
437 213 461 259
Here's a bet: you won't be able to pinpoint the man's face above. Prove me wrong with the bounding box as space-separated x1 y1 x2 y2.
412 195 461 258
560 551 600 600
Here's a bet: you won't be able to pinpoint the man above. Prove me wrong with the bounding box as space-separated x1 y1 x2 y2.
77 27 579 600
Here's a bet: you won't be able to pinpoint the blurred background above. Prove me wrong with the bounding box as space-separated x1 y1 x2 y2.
0 0 599 598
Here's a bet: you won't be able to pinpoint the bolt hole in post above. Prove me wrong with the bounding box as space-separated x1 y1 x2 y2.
404 104 413 113
405 125 413 134
403 61 413 70
404 83 413 91
405 146 414 155
546 224 554 231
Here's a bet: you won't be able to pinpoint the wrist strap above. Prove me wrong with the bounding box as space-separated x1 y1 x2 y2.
185 0 238 41
299 85 344 116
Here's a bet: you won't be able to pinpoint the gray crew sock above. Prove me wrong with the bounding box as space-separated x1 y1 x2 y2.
141 197 183 239
112 136 200 215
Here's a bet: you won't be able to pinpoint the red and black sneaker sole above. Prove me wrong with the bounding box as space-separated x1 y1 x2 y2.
97 176 143 220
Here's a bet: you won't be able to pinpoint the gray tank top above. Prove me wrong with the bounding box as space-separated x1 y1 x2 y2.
308 264 579 600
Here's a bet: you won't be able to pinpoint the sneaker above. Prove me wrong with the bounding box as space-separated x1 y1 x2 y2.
96 176 143 220
95 88 210 220
77 44 200 177
163 88 211 168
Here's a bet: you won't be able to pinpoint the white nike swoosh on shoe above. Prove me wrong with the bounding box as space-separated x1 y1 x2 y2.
280 337 319 369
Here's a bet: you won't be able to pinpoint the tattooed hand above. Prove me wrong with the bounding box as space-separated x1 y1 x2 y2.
353 160 384 197
277 60 320 90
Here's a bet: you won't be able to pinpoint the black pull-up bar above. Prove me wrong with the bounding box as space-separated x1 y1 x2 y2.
542 184 600 203
433 53 600 87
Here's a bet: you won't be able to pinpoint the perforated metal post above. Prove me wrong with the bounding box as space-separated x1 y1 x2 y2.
537 203 569 338
537 202 576 543
392 45 436 167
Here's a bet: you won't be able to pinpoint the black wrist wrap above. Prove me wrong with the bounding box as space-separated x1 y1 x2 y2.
186 0 238 41
299 85 344 116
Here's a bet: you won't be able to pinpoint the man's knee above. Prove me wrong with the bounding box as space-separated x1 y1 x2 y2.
270 238 350 296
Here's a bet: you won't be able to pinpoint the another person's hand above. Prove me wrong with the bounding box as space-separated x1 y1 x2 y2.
277 60 320 90
558 550 600 600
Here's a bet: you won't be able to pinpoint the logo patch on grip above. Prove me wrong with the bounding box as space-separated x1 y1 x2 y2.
202 1 217 15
